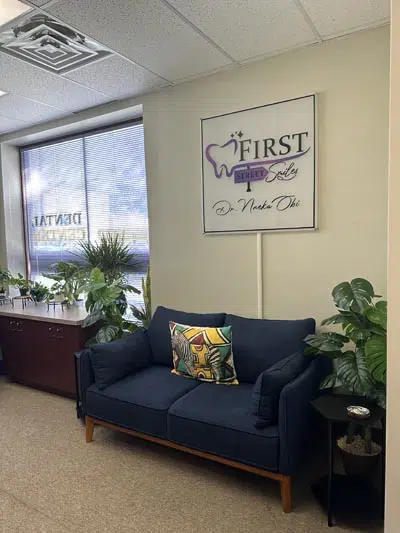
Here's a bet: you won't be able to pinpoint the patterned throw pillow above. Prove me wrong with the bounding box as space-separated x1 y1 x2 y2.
170 321 238 385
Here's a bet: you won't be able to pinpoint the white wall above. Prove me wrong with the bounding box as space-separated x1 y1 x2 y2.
144 26 389 322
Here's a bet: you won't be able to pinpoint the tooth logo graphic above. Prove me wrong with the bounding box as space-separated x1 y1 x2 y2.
205 132 309 192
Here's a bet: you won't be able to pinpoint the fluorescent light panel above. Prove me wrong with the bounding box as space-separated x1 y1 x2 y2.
0 90 7 97
0 0 31 27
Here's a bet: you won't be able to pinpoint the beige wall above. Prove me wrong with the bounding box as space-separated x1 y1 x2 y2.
0 144 25 274
144 26 389 322
386 4 398 532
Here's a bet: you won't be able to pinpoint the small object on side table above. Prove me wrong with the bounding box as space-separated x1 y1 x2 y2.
346 405 370 419
310 394 385 528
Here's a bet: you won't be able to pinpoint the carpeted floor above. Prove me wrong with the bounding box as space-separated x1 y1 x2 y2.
0 379 382 533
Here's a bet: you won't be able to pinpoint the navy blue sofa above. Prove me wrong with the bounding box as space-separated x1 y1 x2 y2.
76 306 328 512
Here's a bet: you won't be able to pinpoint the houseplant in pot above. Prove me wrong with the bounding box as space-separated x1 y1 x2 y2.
29 281 50 303
129 266 151 330
81 267 140 344
0 267 11 295
11 273 31 296
305 278 386 477
44 261 85 305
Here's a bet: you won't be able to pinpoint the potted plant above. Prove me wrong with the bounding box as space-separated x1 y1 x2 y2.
305 278 386 477
76 233 139 283
0 267 11 295
29 281 50 303
130 266 152 330
44 261 85 306
82 267 140 344
11 273 31 296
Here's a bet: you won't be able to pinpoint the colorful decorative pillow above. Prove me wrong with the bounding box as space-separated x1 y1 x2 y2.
169 322 238 385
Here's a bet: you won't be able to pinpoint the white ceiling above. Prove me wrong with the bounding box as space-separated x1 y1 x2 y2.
0 0 390 135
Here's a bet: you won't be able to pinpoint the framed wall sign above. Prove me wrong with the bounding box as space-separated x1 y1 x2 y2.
201 94 317 234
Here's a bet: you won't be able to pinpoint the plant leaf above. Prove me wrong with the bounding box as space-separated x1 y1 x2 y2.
96 324 120 344
365 335 386 384
304 332 349 352
332 278 375 313
365 303 387 330
335 349 375 395
320 373 337 389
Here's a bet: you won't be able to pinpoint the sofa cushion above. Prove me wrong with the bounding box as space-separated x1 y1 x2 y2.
168 383 279 471
170 322 238 384
251 352 305 428
86 365 200 438
224 314 315 383
89 330 153 390
147 306 226 366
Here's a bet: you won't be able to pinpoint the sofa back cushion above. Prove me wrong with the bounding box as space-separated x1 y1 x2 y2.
148 306 226 366
224 314 315 383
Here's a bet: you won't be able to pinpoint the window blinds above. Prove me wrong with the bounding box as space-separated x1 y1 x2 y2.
21 122 149 297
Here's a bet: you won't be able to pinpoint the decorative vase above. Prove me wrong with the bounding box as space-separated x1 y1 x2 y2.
337 436 381 478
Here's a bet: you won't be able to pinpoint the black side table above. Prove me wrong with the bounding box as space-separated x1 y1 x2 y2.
311 394 385 527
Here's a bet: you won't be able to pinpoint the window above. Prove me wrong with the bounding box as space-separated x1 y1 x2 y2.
20 121 149 300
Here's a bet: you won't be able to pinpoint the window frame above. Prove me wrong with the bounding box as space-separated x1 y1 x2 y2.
19 117 145 279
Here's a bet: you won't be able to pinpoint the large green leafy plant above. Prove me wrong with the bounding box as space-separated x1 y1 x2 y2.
44 261 85 305
76 233 139 283
82 268 140 344
130 266 152 330
305 278 386 405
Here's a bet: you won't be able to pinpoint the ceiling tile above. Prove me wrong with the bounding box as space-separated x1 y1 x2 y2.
0 53 111 111
47 0 232 81
28 0 53 6
299 0 390 38
0 93 67 123
168 0 318 62
64 56 168 98
0 114 27 134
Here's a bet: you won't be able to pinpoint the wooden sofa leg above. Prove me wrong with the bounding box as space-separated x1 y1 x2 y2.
86 416 95 443
280 476 292 513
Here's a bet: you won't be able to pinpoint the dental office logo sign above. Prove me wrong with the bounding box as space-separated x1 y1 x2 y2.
201 95 317 233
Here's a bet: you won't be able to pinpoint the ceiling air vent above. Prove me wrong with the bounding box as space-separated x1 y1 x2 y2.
0 14 111 74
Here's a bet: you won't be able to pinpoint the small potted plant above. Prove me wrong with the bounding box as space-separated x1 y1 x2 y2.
0 267 11 295
305 278 386 477
29 281 50 303
11 273 31 296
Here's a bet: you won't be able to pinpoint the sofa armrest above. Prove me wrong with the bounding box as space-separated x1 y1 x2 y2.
75 348 94 420
278 356 330 475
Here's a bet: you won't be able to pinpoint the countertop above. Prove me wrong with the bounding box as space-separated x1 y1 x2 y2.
0 301 88 326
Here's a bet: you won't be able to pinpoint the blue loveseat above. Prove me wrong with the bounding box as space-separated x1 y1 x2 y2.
76 306 328 512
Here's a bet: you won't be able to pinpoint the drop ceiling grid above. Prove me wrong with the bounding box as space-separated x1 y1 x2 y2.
165 0 318 62
64 55 169 99
298 0 390 38
46 0 232 81
0 53 110 111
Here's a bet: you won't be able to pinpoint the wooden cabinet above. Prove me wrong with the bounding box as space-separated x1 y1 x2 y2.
0 310 93 398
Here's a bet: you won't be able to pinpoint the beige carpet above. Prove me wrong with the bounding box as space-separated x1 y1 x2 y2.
0 379 382 533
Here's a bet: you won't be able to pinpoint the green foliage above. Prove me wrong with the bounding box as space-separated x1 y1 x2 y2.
130 266 152 331
76 233 139 283
0 267 11 292
10 273 30 290
29 282 50 303
82 268 140 344
305 278 387 405
44 261 85 305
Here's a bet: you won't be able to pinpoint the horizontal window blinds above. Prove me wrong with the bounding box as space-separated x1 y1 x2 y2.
21 122 149 300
